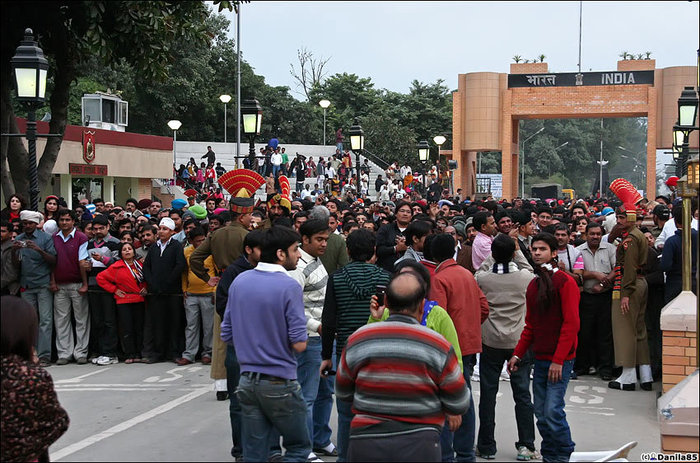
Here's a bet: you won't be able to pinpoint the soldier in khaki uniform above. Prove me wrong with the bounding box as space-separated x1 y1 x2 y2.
608 207 652 391
190 175 259 400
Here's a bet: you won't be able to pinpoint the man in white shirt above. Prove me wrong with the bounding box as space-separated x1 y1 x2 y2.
271 149 283 178
576 222 616 380
287 219 330 463
325 164 336 179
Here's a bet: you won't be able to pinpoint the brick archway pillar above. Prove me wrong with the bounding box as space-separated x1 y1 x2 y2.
501 90 516 199
646 87 657 198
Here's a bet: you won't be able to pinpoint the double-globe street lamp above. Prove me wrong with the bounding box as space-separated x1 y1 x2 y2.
6 28 58 212
348 119 364 190
319 99 331 146
167 120 182 184
241 98 263 169
520 127 545 198
220 94 231 143
418 140 431 192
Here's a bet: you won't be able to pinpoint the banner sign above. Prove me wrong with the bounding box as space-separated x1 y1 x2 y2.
508 70 654 88
82 130 96 164
69 163 107 176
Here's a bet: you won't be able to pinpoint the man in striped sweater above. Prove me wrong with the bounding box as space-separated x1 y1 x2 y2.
336 271 470 462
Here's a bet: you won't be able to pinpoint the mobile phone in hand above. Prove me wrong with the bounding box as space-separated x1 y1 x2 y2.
375 284 386 302
322 368 336 376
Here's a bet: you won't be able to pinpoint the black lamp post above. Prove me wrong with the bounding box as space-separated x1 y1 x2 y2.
417 140 430 192
673 86 699 177
9 28 49 211
348 119 364 189
241 98 262 169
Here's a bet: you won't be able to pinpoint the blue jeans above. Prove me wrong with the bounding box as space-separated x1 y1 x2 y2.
296 336 322 443
314 343 337 449
21 287 53 360
272 165 281 177
225 344 242 458
335 353 354 462
453 354 476 462
477 345 535 456
533 359 575 462
236 374 311 462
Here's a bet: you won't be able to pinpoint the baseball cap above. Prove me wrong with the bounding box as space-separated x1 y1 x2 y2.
652 204 670 220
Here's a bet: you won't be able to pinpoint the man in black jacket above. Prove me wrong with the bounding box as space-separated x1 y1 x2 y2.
214 230 264 460
142 217 186 363
375 201 413 272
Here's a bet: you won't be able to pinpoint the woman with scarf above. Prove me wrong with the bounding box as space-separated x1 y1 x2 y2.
508 233 580 463
96 242 147 363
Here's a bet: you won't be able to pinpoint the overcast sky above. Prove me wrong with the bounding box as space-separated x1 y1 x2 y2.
221 1 699 99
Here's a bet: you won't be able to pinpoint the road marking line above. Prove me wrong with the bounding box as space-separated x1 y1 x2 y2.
566 409 615 416
50 385 210 461
54 369 111 384
55 383 173 388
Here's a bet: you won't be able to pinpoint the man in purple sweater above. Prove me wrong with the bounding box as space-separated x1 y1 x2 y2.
51 209 89 365
221 226 310 462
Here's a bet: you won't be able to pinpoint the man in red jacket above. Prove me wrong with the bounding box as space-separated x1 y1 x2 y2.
431 233 489 462
509 232 580 462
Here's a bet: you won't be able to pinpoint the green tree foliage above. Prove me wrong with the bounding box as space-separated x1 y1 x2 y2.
519 118 647 196
1 1 210 199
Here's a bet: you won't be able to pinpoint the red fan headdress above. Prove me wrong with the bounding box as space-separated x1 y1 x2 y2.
266 175 292 212
184 189 198 198
217 169 265 197
217 169 265 213
278 175 291 198
609 178 643 219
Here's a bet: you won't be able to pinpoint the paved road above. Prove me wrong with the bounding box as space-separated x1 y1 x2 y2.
46 362 661 461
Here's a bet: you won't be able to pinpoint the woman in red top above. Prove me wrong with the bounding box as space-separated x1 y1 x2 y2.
509 233 580 462
96 243 147 363
0 194 25 234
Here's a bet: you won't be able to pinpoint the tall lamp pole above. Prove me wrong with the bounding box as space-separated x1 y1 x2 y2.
167 120 182 184
520 127 544 198
319 99 330 146
418 140 430 193
220 94 231 143
348 119 364 192
433 135 446 192
241 98 263 169
4 28 53 212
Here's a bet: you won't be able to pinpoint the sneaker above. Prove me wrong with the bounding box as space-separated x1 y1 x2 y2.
268 451 283 462
56 358 70 366
588 366 597 375
313 443 338 457
517 446 541 461
96 356 118 366
476 449 496 459
38 358 52 367
76 357 88 365
91 356 104 365
307 452 324 463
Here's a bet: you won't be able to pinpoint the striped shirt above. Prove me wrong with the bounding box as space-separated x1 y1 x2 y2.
336 313 469 437
288 247 328 337
321 261 390 359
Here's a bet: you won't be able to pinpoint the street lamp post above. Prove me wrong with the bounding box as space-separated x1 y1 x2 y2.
8 28 50 211
520 127 544 198
549 141 569 177
167 120 182 184
618 145 645 188
319 99 330 146
241 98 263 169
674 87 699 178
348 119 364 192
433 135 446 191
220 94 231 143
418 140 430 192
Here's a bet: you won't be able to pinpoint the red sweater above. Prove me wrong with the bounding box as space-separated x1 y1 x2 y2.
96 260 146 305
431 259 489 356
513 270 580 365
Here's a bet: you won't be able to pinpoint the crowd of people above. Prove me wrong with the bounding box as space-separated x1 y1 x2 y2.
1 162 698 462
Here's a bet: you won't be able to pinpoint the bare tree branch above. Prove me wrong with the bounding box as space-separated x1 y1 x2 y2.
289 47 330 100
